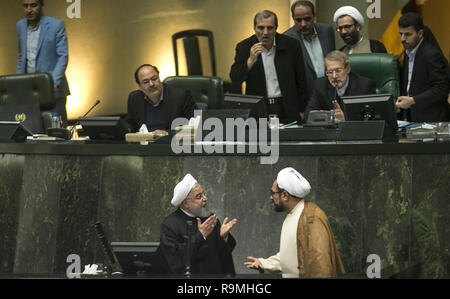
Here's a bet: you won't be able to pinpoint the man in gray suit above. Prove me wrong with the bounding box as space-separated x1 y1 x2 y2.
284 0 335 106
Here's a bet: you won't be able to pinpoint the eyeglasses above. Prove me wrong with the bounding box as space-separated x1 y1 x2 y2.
336 24 356 32
270 189 281 196
326 68 345 76
193 192 207 200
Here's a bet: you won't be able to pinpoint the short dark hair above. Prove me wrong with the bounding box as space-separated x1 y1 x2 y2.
134 64 159 84
398 12 424 32
291 0 315 17
253 10 278 28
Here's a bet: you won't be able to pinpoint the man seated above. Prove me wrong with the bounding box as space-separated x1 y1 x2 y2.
125 64 196 134
304 50 377 123
159 174 237 275
333 6 387 54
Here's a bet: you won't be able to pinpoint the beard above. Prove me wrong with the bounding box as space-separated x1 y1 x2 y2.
341 30 359 46
272 200 285 213
188 202 212 218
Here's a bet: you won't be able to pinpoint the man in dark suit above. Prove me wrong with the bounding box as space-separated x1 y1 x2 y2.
305 51 376 123
125 64 196 133
17 0 70 126
396 13 450 122
283 0 335 102
229 10 307 123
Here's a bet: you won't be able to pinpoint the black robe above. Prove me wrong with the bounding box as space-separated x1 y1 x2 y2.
159 209 236 275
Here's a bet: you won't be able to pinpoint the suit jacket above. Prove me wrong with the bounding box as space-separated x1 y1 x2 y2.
401 40 450 122
229 33 307 122
125 84 196 132
283 23 335 101
305 72 377 120
16 16 70 98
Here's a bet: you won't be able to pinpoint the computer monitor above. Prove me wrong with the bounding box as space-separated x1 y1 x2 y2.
223 93 268 120
111 242 168 275
342 94 398 135
78 116 131 140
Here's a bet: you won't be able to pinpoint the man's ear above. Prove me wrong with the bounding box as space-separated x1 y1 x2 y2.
418 29 424 39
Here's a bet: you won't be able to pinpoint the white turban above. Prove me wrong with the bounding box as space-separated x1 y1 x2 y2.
171 174 198 207
277 167 311 199
333 6 364 27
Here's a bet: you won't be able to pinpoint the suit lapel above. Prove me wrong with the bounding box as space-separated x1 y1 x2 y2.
36 16 49 58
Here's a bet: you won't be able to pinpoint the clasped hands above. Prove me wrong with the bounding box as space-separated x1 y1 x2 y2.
196 214 237 240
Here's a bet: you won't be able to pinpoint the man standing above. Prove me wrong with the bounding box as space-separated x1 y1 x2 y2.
160 174 237 275
284 0 335 101
333 6 387 54
396 13 450 122
230 10 307 123
304 51 377 123
17 0 70 126
126 64 196 134
245 167 345 278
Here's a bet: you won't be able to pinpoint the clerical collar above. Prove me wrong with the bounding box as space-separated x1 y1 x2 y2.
180 207 196 218
288 199 304 215
349 36 364 49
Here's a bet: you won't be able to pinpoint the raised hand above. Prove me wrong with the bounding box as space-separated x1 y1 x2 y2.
197 214 218 239
220 217 237 239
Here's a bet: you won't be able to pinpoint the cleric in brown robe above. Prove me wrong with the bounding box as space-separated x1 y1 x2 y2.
159 174 237 275
245 167 345 278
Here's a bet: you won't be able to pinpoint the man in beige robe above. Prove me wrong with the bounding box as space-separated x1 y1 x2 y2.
245 167 345 278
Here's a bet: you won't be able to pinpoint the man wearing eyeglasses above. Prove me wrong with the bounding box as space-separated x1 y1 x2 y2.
125 64 196 134
159 174 237 275
245 167 344 278
333 6 387 54
283 1 335 101
304 51 376 123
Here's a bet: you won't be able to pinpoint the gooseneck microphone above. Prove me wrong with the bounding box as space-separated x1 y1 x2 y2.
185 221 193 276
81 99 101 119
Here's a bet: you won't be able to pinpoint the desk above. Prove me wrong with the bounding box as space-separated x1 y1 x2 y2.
0 138 449 278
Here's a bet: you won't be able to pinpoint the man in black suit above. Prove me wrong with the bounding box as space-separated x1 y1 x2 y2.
396 13 450 122
125 64 196 133
229 10 307 123
305 50 376 123
283 0 335 101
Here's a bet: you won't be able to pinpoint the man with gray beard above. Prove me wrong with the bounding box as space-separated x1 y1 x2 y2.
159 174 237 274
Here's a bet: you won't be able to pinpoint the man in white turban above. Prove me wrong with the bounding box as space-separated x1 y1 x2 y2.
159 174 237 275
333 6 387 54
245 167 345 278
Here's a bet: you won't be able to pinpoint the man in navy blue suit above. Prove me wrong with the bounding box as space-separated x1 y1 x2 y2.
17 0 70 126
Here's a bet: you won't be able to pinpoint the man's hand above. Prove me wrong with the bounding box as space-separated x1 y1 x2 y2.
332 100 345 124
54 84 58 91
247 43 264 70
244 256 264 273
396 96 415 109
197 214 218 239
220 217 237 239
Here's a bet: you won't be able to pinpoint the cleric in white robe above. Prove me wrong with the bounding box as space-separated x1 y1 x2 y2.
245 167 345 277
159 174 237 274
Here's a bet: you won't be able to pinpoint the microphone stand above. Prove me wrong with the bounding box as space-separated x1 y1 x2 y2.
70 99 101 137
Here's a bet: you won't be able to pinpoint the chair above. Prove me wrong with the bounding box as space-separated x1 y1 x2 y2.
0 72 56 131
163 76 224 110
172 29 217 76
348 53 401 104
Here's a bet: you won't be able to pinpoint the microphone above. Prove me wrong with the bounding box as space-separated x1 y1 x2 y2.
70 99 101 138
80 99 101 119
185 221 193 276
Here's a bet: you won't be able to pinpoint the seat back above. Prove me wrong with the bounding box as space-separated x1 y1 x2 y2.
348 53 401 102
172 29 217 77
163 76 224 110
0 73 56 130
